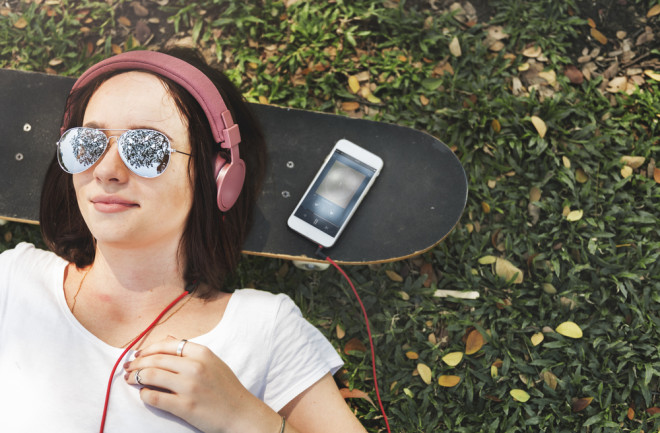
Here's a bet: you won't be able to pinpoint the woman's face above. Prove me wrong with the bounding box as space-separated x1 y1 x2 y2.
73 71 193 251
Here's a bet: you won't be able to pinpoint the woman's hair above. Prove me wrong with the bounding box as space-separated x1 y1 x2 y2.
40 47 267 298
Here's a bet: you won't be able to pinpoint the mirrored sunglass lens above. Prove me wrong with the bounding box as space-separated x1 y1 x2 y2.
118 130 171 178
57 128 107 174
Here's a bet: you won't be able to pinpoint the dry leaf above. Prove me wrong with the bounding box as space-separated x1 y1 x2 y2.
341 101 360 112
566 210 583 222
465 329 485 355
348 75 360 94
481 201 491 214
478 255 497 265
555 321 583 338
449 36 462 57
645 70 660 81
510 389 530 402
442 352 463 367
491 118 501 133
336 324 345 339
522 45 542 58
538 70 557 86
541 371 558 390
344 337 367 354
258 95 269 105
607 76 628 93
405 351 419 360
386 270 403 282
438 375 461 387
117 16 131 26
564 65 584 84
576 168 588 183
621 165 633 179
648 4 660 17
339 388 376 407
562 156 571 168
627 407 635 420
572 397 594 412
542 283 557 294
13 16 28 29
621 156 646 169
417 363 433 385
420 94 429 106
654 167 660 184
590 28 608 45
647 407 660 415
531 116 547 138
529 186 542 202
495 258 524 284
531 332 544 346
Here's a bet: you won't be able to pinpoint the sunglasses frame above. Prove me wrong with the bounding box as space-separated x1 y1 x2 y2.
57 127 192 178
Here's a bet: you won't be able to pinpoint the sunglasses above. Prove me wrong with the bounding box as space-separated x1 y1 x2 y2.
57 127 191 178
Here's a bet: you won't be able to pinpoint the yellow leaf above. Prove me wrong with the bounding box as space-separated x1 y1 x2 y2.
386 270 403 282
438 375 461 387
531 332 544 346
572 397 594 412
258 95 269 105
417 363 432 385
510 389 530 402
647 4 660 17
542 283 557 294
518 62 530 72
538 70 557 86
405 351 419 360
645 70 660 81
491 118 501 133
465 329 485 355
419 94 429 106
495 258 524 284
555 321 583 338
481 201 491 213
449 36 461 57
529 186 542 202
478 255 497 265
541 371 558 390
620 155 646 169
530 116 547 138
348 75 360 94
491 365 498 378
566 209 583 222
336 324 345 339
621 165 633 179
522 45 541 58
13 16 28 29
442 352 463 367
562 156 571 168
576 168 588 183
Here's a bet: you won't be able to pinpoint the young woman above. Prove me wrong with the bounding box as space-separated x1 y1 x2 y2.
0 48 366 433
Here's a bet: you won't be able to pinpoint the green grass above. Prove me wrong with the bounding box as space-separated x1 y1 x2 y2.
2 0 660 431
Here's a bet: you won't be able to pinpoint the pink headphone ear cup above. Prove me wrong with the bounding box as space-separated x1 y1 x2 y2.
214 154 246 212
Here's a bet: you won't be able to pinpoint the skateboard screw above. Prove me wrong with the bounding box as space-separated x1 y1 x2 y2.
23 123 32 132
281 191 290 198
286 161 294 169
15 153 24 161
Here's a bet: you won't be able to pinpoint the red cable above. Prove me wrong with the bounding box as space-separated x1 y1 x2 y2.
324 255 392 433
99 290 189 433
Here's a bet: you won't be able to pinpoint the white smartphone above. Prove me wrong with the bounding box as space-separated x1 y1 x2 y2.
287 138 383 248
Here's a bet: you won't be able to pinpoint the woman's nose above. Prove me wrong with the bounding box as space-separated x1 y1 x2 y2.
92 137 129 183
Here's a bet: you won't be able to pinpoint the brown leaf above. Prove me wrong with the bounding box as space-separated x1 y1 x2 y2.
117 16 131 27
491 119 501 133
647 407 660 415
627 407 635 420
386 269 403 282
344 337 367 354
135 19 151 44
420 262 438 288
564 65 584 84
648 4 660 17
654 167 660 184
131 1 149 17
336 324 345 340
465 329 485 355
541 371 558 390
437 375 461 387
13 16 28 29
590 28 608 45
341 101 360 112
339 388 376 407
572 397 594 412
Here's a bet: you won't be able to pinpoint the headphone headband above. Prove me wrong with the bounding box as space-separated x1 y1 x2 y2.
62 50 241 154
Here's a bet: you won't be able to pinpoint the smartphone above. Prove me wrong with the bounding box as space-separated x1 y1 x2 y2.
287 138 383 248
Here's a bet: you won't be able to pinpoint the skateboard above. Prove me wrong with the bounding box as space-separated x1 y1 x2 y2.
0 68 467 265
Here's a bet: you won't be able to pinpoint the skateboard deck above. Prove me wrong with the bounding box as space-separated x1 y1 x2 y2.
0 68 467 264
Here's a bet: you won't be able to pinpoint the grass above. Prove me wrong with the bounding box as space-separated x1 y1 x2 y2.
2 0 660 431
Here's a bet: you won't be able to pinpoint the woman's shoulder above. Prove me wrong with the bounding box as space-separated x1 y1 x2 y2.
230 288 299 319
0 242 67 272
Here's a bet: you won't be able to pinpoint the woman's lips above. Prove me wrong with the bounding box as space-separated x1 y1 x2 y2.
91 196 139 213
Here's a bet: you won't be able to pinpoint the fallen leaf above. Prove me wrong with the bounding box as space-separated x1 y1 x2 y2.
478 255 497 265
491 365 498 378
442 352 463 367
13 16 28 29
405 351 419 360
344 337 367 354
417 363 432 385
336 324 345 339
555 321 583 338
621 165 633 179
541 371 558 390
449 36 462 57
465 329 485 355
531 332 544 346
420 94 429 106
495 258 524 284
117 16 131 26
646 407 660 415
529 186 542 202
438 375 461 387
530 116 547 138
341 101 360 112
258 95 269 105
339 388 376 407
607 76 628 93
572 397 594 412
590 28 608 45
648 4 660 17
645 70 660 81
564 65 584 84
491 118 501 133
481 201 491 214
654 167 660 184
510 389 530 402
562 156 571 168
348 75 360 94
542 283 557 294
576 168 588 183
566 209 583 221
386 270 403 282
522 45 542 58
621 156 646 169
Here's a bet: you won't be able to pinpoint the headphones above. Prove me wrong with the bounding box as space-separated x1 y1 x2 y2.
62 50 246 212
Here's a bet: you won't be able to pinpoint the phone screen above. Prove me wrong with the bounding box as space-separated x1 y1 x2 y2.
293 149 378 237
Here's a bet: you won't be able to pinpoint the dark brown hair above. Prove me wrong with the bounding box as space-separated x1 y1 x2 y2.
40 47 267 298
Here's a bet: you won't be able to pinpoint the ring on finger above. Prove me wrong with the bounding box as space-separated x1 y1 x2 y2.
176 339 188 357
135 369 145 386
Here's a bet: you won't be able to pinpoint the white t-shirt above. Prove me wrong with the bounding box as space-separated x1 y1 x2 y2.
0 243 343 432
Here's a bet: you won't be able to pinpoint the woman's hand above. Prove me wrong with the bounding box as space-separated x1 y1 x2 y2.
123 336 284 433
